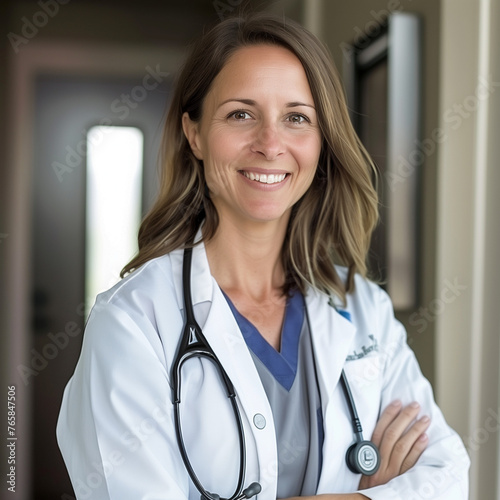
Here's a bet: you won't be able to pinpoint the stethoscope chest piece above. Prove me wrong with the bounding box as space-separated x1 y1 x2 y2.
346 440 380 476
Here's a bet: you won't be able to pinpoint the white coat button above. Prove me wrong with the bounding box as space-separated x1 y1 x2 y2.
253 413 266 429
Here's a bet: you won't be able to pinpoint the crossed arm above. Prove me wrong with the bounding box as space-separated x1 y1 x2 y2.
281 399 431 500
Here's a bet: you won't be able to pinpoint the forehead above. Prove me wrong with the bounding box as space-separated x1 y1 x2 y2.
208 44 313 100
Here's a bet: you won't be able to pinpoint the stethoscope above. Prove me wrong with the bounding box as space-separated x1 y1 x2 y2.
171 247 380 500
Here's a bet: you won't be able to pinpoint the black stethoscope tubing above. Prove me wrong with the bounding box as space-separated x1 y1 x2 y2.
172 246 255 500
171 246 380 499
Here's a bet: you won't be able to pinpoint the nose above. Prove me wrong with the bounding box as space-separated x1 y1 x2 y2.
250 124 285 160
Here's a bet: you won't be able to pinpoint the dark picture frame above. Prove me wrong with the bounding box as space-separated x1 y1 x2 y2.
343 12 421 310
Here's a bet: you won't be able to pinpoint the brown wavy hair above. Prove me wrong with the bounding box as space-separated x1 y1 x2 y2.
121 12 378 304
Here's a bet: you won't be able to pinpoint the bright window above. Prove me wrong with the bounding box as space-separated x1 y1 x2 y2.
85 125 143 317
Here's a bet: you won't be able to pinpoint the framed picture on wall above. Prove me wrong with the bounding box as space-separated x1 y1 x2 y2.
343 12 421 310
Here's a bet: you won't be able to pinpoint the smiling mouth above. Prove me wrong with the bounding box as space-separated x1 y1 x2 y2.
240 171 288 184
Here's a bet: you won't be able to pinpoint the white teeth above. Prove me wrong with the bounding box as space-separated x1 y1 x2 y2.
242 171 286 184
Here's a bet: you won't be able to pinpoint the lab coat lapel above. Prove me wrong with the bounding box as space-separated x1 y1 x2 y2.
305 289 356 397
202 287 278 498
305 289 357 492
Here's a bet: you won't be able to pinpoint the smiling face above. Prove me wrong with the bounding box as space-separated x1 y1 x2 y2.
182 44 322 230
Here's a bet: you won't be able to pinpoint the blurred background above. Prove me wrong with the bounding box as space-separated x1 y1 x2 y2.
0 0 499 498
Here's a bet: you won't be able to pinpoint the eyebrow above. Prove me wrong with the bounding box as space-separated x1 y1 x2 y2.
286 101 316 109
218 98 316 110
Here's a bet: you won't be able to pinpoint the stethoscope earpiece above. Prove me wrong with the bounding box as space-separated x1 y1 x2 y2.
346 440 380 476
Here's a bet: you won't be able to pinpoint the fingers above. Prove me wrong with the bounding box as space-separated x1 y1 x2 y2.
359 401 430 489
400 427 429 474
370 400 404 448
378 402 428 464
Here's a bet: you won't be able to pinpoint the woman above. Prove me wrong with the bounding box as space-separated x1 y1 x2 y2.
57 13 469 500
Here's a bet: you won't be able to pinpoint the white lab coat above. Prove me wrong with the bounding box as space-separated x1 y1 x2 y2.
57 242 470 500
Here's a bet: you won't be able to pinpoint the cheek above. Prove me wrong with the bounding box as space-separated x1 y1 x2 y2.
201 133 240 196
294 134 322 172
203 163 230 198
202 128 245 167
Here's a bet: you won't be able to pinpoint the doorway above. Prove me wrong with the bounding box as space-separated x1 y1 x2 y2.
23 46 176 499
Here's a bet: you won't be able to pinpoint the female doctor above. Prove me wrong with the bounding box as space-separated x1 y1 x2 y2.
57 13 470 500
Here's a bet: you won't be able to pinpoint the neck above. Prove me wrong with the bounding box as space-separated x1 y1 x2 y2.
204 215 289 301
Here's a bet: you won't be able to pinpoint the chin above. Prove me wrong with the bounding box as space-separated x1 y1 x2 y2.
244 207 292 225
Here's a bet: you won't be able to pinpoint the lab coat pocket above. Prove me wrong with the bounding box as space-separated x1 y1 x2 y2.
344 354 382 391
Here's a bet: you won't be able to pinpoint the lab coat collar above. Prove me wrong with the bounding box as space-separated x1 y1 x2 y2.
170 232 213 312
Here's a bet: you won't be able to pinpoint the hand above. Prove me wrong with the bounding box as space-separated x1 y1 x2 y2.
358 400 430 490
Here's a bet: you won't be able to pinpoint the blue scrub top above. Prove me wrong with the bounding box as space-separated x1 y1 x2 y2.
223 289 324 497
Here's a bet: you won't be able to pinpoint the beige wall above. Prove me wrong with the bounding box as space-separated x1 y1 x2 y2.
438 0 500 497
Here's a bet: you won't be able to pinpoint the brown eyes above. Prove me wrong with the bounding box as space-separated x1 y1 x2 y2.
287 114 308 124
227 110 310 124
229 111 251 120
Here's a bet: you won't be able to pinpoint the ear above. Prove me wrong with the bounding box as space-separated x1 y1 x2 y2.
182 112 203 160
